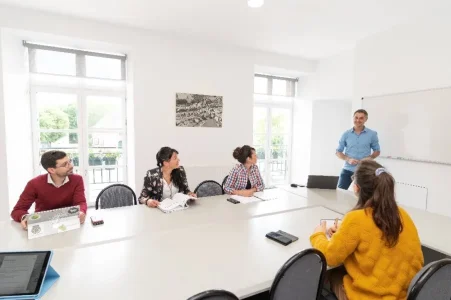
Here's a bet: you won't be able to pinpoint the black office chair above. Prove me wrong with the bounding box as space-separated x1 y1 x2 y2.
269 248 327 300
407 258 451 300
95 184 137 210
194 180 224 197
187 289 239 300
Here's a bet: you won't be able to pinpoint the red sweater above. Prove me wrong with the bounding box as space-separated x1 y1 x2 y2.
11 174 88 222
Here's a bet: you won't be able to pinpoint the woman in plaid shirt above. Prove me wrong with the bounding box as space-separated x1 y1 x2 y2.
223 145 265 196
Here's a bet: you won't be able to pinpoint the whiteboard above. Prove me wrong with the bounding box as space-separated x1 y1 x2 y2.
362 87 451 165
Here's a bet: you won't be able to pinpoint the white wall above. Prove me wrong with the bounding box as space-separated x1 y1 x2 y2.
301 49 355 100
0 30 10 221
291 97 312 185
309 100 352 176
354 16 451 216
296 50 354 180
1 29 34 212
0 5 316 215
131 39 255 191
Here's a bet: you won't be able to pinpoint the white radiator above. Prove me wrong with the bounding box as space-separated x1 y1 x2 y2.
395 182 428 210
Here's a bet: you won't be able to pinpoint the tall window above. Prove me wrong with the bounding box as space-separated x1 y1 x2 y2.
253 74 297 186
25 42 127 204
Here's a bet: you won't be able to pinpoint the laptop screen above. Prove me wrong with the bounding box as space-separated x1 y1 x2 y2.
0 251 51 296
307 175 339 189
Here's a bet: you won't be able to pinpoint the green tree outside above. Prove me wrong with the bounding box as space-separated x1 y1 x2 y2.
63 104 78 143
39 108 69 146
40 102 114 145
253 112 287 159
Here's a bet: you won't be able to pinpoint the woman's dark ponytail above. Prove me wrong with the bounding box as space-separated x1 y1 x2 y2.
353 160 403 247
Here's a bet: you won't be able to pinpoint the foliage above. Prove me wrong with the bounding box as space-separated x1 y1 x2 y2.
63 104 78 143
39 108 69 145
253 111 287 159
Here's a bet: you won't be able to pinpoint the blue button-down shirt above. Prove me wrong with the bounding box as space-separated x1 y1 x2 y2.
336 127 381 171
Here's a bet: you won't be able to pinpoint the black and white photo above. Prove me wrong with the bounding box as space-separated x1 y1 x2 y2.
176 93 223 127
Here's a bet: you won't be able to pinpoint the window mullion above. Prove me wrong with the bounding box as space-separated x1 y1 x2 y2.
78 91 89 202
28 48 37 73
29 88 40 175
267 78 273 95
266 107 272 185
76 53 85 77
121 60 126 80
286 81 293 97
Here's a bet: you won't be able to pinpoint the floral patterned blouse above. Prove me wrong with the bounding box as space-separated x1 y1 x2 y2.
138 166 191 203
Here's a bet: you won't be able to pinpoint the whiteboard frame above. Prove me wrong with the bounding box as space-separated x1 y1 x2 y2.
362 85 451 166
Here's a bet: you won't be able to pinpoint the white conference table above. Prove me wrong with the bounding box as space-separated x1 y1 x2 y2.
3 186 451 299
0 189 322 251
44 206 343 300
278 185 359 215
280 185 451 256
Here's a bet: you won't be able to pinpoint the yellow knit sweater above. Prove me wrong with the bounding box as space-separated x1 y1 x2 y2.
310 207 424 300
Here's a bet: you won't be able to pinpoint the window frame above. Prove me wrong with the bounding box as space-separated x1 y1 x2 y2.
253 73 296 186
27 42 128 206
25 41 127 81
254 73 297 97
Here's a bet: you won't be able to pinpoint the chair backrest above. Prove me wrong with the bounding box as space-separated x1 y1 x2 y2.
95 184 137 210
407 258 451 300
194 180 224 197
269 248 327 300
187 289 239 300
222 175 228 189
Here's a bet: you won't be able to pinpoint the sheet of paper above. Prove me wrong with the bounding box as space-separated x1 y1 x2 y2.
254 191 278 201
230 195 260 204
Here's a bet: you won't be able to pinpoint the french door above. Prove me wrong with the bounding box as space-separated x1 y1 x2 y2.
253 105 292 186
30 87 127 204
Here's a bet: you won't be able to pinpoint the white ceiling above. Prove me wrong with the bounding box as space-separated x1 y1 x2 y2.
0 0 449 59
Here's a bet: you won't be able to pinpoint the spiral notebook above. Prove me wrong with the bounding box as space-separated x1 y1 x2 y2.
27 206 80 240
158 193 197 213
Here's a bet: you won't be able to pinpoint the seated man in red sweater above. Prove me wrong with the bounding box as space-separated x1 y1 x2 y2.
11 150 88 230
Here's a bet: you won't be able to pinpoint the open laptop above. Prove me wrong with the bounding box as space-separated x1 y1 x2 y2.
306 175 339 189
0 250 59 299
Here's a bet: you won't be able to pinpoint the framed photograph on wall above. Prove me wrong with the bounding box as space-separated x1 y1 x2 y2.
176 93 223 128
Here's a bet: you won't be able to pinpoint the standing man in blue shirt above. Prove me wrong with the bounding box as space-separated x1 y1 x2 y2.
336 109 381 189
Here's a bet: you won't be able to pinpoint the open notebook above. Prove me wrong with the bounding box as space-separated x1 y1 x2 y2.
158 193 197 213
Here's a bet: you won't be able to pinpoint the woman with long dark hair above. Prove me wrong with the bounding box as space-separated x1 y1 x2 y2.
223 145 264 196
310 159 423 300
139 147 196 208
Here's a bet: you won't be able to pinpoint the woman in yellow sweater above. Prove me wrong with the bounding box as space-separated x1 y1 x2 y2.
310 159 424 300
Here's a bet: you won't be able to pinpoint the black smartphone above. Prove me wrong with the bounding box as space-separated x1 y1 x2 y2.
227 198 240 204
266 232 292 246
90 216 104 226
277 230 299 242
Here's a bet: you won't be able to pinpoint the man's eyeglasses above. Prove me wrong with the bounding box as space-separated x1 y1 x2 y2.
56 159 73 168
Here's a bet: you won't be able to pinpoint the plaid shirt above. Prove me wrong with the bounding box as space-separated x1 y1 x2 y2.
223 164 264 194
